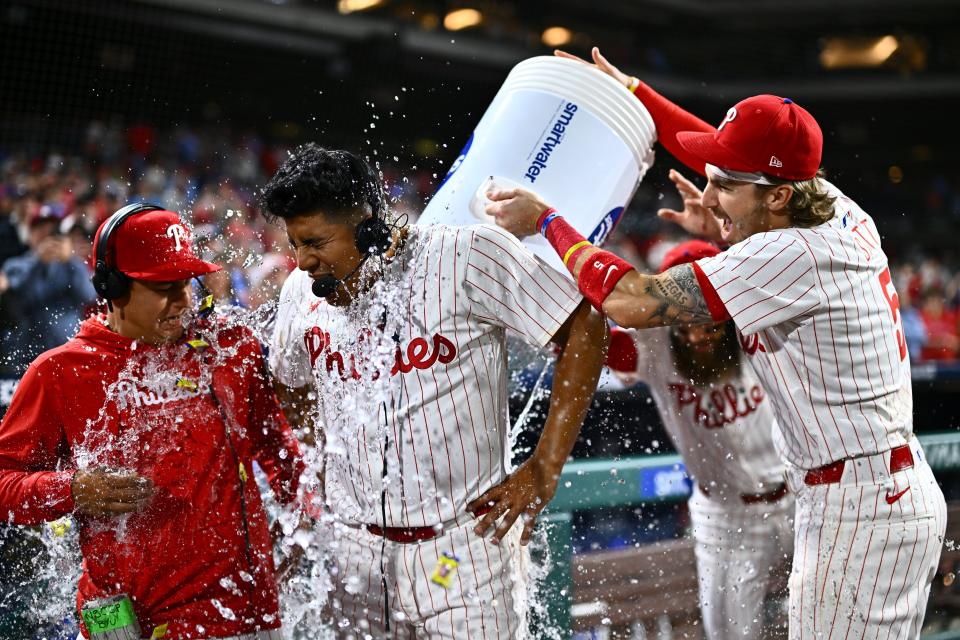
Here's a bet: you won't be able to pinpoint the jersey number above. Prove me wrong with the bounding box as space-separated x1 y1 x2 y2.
878 267 907 361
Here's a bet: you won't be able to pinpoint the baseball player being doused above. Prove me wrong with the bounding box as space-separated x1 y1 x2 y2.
262 144 607 638
489 47 946 640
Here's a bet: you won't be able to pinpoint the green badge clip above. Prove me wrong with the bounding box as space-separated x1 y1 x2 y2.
81 595 140 635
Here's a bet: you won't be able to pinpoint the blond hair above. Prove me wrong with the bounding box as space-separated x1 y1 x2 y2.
760 169 836 227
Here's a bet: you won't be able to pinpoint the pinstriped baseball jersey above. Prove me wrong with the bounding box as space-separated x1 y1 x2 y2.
270 223 582 528
693 181 912 469
619 327 784 495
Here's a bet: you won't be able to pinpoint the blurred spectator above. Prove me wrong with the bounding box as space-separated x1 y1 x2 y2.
919 287 960 362
900 288 929 362
248 253 295 310
0 206 97 373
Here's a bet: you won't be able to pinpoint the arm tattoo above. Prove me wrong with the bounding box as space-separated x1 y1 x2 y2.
642 264 713 325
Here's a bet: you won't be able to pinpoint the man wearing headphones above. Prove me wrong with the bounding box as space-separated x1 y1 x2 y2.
0 204 304 639
264 144 607 638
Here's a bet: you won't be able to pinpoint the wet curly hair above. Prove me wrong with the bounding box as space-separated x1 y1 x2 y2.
259 143 383 223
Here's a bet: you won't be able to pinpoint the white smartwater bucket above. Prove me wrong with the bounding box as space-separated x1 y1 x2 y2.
416 55 657 277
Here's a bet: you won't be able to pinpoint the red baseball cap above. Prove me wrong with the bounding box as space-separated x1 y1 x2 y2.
659 240 720 273
92 209 221 281
676 95 823 181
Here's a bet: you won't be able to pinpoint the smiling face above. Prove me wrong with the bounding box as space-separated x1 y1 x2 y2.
700 176 773 244
111 279 192 344
673 322 729 356
670 320 741 384
285 209 366 307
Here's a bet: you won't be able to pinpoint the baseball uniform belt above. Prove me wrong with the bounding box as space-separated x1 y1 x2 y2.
76 629 284 640
366 504 494 544
804 443 914 486
207 629 284 640
698 482 789 504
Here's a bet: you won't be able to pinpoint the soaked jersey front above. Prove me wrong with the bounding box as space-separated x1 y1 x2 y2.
271 224 582 527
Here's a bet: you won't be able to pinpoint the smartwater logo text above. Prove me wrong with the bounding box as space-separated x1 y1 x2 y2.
524 102 578 183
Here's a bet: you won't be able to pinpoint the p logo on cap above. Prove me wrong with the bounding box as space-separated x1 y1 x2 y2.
166 224 187 252
717 107 738 131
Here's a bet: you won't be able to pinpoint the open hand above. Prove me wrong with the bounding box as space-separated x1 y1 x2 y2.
468 456 562 546
71 468 155 517
555 47 632 89
485 188 552 238
657 169 725 244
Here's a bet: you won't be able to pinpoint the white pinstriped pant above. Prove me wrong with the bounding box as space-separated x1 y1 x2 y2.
785 438 946 640
689 486 794 640
326 518 527 639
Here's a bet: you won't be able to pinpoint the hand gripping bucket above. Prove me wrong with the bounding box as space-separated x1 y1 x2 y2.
416 55 656 276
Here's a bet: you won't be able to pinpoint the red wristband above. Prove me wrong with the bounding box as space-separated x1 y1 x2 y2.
542 214 589 264
577 250 636 311
536 207 557 234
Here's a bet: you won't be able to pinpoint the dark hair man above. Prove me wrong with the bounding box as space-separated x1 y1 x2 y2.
262 144 607 637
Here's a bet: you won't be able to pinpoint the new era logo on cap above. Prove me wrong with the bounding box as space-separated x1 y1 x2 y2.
675 95 823 181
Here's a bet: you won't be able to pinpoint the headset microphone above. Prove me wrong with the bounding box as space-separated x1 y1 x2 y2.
311 252 373 298
310 214 393 299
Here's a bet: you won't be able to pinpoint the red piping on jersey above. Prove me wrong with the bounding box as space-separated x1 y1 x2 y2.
692 261 731 322
606 328 639 373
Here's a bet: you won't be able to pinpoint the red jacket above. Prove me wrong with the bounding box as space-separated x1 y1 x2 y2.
0 316 303 639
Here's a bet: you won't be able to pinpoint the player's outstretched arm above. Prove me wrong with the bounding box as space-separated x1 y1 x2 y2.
487 188 715 330
469 299 607 545
554 47 715 177
602 264 713 328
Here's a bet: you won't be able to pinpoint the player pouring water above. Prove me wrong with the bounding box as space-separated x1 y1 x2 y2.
489 47 947 640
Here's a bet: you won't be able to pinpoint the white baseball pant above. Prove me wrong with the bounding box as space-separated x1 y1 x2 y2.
785 437 946 639
325 517 527 639
689 485 794 640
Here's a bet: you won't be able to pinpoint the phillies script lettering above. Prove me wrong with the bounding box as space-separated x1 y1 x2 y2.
667 381 765 429
738 331 766 355
304 327 457 381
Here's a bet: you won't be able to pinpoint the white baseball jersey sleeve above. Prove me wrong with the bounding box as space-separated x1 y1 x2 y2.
270 224 582 528
620 327 784 495
693 181 912 469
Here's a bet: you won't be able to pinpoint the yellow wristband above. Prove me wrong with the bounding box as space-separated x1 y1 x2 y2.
563 241 592 266
626 77 640 93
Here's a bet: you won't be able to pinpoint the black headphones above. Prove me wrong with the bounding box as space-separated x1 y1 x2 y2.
92 202 164 301
354 162 392 257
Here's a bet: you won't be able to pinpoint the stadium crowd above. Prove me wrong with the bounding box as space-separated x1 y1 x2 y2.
1 120 959 380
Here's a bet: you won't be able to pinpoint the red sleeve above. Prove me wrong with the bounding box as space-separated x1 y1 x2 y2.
633 81 716 177
245 341 304 507
0 364 76 525
606 328 640 373
692 261 731 322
